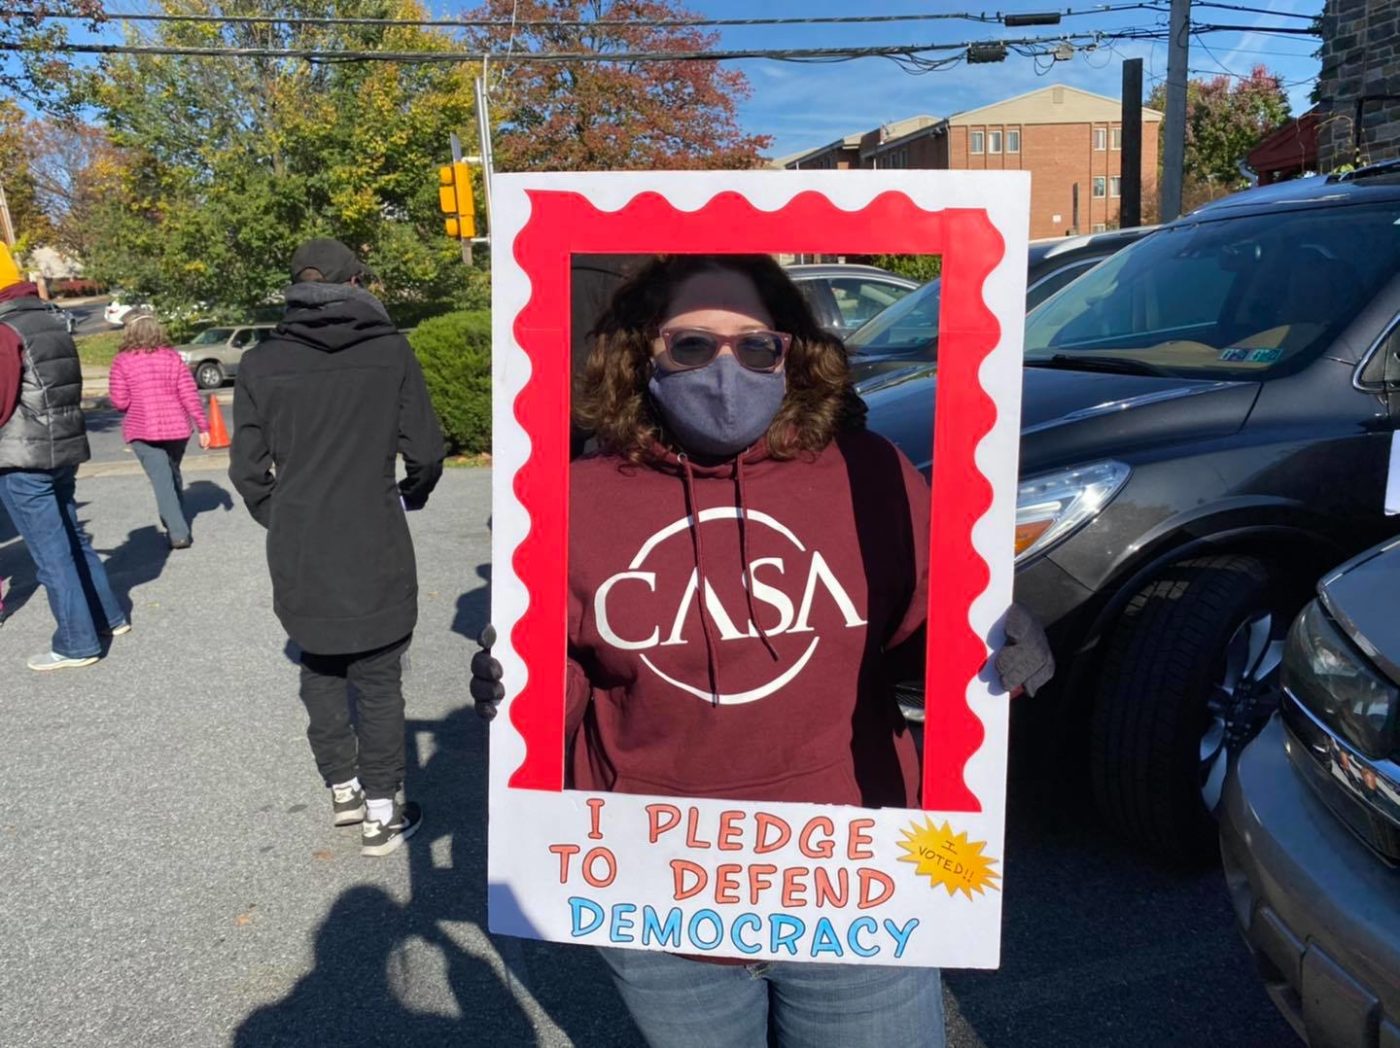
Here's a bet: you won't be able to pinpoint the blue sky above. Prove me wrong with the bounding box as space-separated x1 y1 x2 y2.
20 0 1323 158
684 0 1324 159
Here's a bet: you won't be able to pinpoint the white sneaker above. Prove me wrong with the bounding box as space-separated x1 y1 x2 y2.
28 652 99 672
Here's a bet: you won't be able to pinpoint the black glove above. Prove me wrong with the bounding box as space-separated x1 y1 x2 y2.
471 625 505 721
994 603 1055 698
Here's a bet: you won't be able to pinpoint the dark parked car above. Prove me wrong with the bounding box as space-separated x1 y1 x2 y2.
1221 537 1400 1045
866 167 1400 857
846 226 1153 385
786 263 919 338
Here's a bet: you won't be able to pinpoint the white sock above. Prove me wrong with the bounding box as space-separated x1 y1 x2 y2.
366 797 395 825
332 777 361 795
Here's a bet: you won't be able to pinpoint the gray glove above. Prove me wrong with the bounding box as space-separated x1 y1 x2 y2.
994 604 1055 698
471 625 505 721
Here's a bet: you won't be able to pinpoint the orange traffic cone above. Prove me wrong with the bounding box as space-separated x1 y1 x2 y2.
207 394 231 449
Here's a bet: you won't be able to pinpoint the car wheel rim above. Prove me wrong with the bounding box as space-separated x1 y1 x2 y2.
1200 609 1285 812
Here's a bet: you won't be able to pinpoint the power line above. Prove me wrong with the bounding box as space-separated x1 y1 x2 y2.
1190 1 1317 20
2 32 1116 64
23 5 1166 31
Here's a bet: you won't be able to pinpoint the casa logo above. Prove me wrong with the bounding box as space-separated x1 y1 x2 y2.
594 507 866 705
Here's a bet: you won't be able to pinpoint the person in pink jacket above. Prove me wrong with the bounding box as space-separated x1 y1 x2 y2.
108 315 211 549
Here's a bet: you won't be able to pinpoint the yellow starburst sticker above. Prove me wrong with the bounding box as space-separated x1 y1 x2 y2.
897 818 1001 899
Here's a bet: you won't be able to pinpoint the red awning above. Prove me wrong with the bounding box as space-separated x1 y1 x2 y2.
1248 109 1320 185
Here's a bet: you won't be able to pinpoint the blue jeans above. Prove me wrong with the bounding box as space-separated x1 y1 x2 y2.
598 947 945 1048
0 467 125 657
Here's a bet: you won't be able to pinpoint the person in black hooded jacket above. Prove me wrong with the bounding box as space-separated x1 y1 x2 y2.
230 238 445 857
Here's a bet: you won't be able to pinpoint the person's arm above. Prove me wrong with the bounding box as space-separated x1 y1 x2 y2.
107 354 131 412
176 360 209 433
0 327 21 428
396 344 446 509
228 368 275 527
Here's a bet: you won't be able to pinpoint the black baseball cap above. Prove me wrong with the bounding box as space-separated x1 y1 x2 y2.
289 238 372 284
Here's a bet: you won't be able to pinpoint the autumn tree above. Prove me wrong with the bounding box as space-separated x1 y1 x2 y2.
0 0 104 100
1150 65 1290 209
465 0 770 170
75 0 481 315
22 120 124 261
0 100 51 246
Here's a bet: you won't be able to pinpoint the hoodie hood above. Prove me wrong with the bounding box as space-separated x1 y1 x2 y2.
277 282 397 352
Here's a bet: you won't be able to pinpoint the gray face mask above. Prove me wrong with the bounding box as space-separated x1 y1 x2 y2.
648 354 787 458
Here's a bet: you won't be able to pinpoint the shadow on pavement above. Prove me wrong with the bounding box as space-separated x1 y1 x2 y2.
940 751 1297 1048
451 563 491 643
90 481 234 618
233 703 642 1047
0 499 37 620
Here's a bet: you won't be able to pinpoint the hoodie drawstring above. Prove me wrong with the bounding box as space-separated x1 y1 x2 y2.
680 455 724 705
736 456 778 662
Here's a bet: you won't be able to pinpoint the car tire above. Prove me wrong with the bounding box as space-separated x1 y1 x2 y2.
194 362 225 390
1090 554 1293 862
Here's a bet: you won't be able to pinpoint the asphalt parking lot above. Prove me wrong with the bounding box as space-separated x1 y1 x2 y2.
0 464 1296 1047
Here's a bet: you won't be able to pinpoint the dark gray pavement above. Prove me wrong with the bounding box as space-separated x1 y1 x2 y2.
0 466 1297 1047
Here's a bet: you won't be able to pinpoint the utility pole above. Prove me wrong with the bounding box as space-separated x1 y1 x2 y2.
1160 0 1190 221
1121 58 1143 228
0 181 14 247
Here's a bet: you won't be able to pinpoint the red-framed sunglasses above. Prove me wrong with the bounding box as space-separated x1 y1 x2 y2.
656 328 793 373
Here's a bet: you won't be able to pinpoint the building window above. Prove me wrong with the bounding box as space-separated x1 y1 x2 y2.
1093 127 1107 151
970 130 985 154
1007 129 1021 153
989 130 1003 154
1110 176 1122 197
1092 223 1107 233
1093 176 1107 198
1111 127 1123 150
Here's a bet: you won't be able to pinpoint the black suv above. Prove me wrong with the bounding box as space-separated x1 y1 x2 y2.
866 167 1400 858
846 226 1153 385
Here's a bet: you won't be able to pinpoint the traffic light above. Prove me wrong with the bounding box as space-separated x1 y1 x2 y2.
438 162 476 240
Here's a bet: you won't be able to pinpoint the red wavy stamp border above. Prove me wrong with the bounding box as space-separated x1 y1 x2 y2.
508 188 1004 813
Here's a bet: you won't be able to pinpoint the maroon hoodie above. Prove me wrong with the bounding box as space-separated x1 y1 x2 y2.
566 428 929 809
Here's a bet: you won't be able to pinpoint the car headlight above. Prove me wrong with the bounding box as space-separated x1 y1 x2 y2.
1283 600 1399 759
1014 460 1130 563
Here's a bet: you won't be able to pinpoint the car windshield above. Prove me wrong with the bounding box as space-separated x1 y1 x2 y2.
845 279 940 354
1024 201 1400 379
190 327 234 345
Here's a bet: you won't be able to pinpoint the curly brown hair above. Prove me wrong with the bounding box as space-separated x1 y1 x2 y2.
118 314 171 353
574 255 866 462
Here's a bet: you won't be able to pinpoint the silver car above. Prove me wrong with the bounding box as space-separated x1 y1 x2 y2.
178 324 277 389
1221 535 1400 1045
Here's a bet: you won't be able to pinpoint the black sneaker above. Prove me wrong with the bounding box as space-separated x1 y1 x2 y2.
331 784 365 826
361 801 422 857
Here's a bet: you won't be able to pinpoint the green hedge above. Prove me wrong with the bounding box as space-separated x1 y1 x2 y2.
408 310 492 455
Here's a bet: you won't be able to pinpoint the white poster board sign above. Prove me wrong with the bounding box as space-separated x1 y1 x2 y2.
488 171 1029 968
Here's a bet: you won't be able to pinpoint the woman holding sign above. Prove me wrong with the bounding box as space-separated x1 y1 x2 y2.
473 254 1050 1047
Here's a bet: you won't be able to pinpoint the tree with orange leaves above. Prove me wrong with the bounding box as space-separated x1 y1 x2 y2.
465 0 771 171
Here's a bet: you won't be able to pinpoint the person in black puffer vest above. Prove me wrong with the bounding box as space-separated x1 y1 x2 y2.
0 243 128 671
229 238 445 858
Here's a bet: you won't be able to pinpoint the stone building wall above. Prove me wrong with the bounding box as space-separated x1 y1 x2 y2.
1317 0 1400 170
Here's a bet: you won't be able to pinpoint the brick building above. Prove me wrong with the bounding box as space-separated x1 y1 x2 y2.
1317 0 1400 170
785 85 1162 239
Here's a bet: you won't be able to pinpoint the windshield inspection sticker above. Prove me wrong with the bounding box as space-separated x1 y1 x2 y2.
1386 432 1400 516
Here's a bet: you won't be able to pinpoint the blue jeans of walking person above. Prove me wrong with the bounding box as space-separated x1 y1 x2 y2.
598 947 945 1048
0 466 126 658
131 438 191 544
